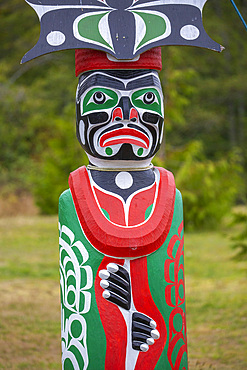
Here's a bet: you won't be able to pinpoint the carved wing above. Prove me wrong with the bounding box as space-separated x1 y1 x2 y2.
22 0 223 63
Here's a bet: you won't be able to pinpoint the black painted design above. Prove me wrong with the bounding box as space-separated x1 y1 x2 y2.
90 169 155 202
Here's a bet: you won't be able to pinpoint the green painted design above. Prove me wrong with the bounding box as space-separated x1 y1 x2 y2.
67 290 75 306
82 88 118 115
101 208 110 220
131 88 162 116
133 11 167 50
59 189 106 369
145 203 153 220
105 147 113 156
173 313 183 333
71 320 83 339
64 358 74 370
179 284 184 300
137 147 144 156
77 12 113 50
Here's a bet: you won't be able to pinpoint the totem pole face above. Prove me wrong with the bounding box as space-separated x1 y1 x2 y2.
76 69 164 161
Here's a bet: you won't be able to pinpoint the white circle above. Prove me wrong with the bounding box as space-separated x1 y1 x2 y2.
180 25 200 41
115 172 133 189
46 31 66 46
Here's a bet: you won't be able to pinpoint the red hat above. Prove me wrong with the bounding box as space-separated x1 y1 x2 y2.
75 47 162 77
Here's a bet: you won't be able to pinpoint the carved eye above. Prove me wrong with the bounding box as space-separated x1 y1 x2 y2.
143 92 155 104
93 91 106 104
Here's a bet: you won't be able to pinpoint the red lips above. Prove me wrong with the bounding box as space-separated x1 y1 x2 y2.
99 128 150 149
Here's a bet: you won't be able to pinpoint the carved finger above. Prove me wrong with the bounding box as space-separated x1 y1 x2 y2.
132 312 157 329
132 332 155 345
102 290 130 310
132 341 149 352
100 279 131 302
107 263 130 282
99 268 129 290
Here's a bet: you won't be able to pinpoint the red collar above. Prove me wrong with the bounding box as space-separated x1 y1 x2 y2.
69 166 176 258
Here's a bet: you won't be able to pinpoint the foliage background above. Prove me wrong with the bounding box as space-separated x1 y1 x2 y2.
0 0 247 228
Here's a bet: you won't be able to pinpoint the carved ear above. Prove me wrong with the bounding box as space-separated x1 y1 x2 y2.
22 0 223 64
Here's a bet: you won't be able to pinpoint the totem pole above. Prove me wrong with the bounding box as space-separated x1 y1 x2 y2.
22 1 223 369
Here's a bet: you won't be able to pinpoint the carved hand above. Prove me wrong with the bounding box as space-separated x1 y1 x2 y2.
99 263 160 352
99 263 131 310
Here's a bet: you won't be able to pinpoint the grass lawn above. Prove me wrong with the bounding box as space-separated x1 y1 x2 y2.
0 216 246 369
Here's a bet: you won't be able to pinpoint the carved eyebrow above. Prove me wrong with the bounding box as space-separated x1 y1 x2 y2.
77 73 125 100
76 71 162 101
126 74 161 90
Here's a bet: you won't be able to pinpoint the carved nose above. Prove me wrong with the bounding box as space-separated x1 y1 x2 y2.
119 96 132 120
129 108 138 122
113 97 138 122
112 107 123 122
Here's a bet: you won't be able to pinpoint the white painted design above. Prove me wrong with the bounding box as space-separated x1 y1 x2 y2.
59 224 93 314
115 172 133 189
133 12 146 49
79 120 86 145
59 223 93 370
98 12 114 50
46 31 66 46
180 25 200 40
61 310 89 370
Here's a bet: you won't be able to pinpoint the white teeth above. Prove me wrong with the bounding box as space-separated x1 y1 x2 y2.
150 319 157 329
140 343 149 352
151 329 160 339
100 280 109 289
99 270 110 279
107 263 119 273
146 338 155 345
102 290 111 299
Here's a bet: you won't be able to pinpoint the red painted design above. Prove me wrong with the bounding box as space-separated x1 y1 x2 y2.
99 128 149 149
95 257 126 370
94 187 126 226
128 184 156 226
112 107 123 121
167 307 187 370
164 221 185 307
130 108 138 121
130 257 166 370
69 166 175 258
164 221 188 369
93 183 156 227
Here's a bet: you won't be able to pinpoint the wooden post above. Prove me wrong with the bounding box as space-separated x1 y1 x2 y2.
58 49 188 369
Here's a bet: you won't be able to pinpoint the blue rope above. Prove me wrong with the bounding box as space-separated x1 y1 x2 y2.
229 0 247 31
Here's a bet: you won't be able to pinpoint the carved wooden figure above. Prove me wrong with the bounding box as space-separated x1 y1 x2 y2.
22 1 224 369
59 48 187 369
